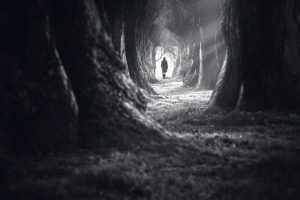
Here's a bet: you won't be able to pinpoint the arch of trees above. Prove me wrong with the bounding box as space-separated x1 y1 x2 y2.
0 0 299 155
105 0 226 90
151 0 226 89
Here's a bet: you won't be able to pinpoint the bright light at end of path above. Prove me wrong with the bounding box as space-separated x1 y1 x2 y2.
155 49 175 80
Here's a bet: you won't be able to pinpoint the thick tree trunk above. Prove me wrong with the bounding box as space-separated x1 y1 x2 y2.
124 21 153 92
0 0 165 154
110 18 123 53
104 0 123 53
207 49 243 112
52 0 164 149
137 35 158 85
238 0 300 111
124 20 141 85
0 1 78 154
207 0 243 112
214 30 226 78
208 0 300 112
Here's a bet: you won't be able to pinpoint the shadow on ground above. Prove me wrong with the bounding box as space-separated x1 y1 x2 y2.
1 79 300 200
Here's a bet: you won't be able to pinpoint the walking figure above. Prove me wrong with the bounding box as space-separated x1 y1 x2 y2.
161 57 168 79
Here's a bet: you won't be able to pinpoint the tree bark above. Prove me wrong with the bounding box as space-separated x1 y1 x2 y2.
0 0 166 154
172 49 182 78
207 0 243 112
207 49 243 112
104 0 123 53
152 45 157 76
52 0 164 149
124 21 155 93
0 1 78 154
238 0 300 111
137 34 158 85
207 0 300 112
124 20 141 84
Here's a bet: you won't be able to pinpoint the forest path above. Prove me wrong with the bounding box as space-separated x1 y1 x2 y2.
145 78 300 199
147 78 212 125
5 79 300 200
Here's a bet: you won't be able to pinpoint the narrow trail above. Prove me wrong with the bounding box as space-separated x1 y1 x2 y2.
144 79 300 200
147 78 212 126
4 79 300 200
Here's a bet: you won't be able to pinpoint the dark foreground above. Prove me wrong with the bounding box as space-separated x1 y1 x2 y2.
1 81 300 200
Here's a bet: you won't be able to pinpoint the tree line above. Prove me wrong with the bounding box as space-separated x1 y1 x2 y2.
0 0 299 155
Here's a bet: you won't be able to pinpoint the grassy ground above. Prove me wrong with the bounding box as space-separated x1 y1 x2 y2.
1 79 300 200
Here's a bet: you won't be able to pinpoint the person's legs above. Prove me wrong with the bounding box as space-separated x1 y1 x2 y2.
163 73 166 79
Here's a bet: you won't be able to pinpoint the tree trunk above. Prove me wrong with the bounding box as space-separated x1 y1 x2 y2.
172 48 182 79
104 0 123 53
208 0 300 112
237 0 300 111
0 1 78 154
207 49 243 112
0 0 165 154
125 21 142 85
124 20 155 93
120 23 129 77
52 0 164 149
197 27 204 89
207 0 243 112
151 45 157 76
110 18 123 53
137 34 158 85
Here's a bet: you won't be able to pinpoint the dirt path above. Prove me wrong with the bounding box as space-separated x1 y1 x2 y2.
2 79 300 200
145 79 300 200
147 79 212 126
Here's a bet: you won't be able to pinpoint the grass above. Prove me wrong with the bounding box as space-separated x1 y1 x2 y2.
1 79 300 200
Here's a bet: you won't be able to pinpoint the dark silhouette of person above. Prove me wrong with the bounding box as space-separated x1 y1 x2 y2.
161 57 168 79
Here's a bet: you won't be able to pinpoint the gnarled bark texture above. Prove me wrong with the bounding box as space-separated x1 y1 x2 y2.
52 0 164 149
0 0 165 155
207 0 242 112
123 0 157 94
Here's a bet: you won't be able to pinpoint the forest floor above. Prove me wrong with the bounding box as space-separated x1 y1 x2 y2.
1 78 300 200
